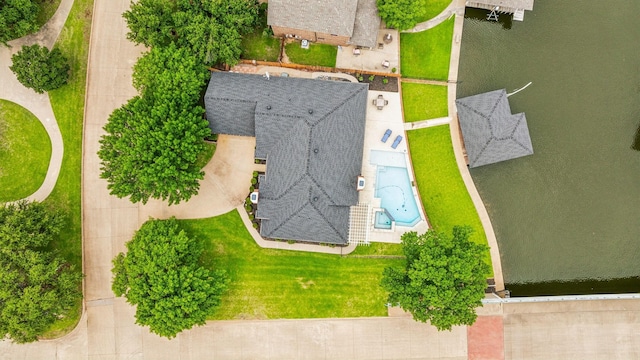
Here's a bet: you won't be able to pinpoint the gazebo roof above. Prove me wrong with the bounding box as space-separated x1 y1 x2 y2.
455 89 533 168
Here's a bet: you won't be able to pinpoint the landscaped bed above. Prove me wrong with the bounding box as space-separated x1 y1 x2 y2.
406 126 493 276
401 16 454 80
284 41 337 67
180 210 403 319
0 100 51 202
401 82 448 122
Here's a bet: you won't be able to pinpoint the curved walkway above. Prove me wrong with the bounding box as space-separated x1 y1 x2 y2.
406 1 466 33
0 0 75 202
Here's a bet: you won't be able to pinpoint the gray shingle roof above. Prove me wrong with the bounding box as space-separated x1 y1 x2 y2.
455 89 533 168
267 0 358 37
204 72 368 244
349 0 381 48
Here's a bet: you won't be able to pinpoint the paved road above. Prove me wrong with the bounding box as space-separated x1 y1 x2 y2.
0 0 75 202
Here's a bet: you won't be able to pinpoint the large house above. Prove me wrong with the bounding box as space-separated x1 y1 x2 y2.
204 72 369 245
267 0 381 48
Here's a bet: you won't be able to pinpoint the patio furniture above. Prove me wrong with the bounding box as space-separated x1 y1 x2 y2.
384 33 393 44
353 48 361 56
382 60 390 68
391 135 403 149
375 95 386 110
378 43 384 49
381 129 392 143
384 100 388 105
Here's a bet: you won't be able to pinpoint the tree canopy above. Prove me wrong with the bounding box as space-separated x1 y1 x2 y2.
10 44 70 93
112 218 228 338
98 44 211 205
0 0 39 44
381 226 490 331
376 0 427 31
0 201 82 343
123 0 259 65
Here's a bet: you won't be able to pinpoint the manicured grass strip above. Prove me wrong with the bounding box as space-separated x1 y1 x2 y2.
41 0 93 339
401 82 448 122
285 42 337 68
406 126 492 276
415 0 453 24
181 210 402 320
401 16 454 80
0 100 51 202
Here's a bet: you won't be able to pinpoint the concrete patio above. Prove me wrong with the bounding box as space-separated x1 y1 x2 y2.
336 29 400 73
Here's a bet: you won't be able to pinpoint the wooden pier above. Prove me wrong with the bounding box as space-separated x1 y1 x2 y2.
466 0 534 21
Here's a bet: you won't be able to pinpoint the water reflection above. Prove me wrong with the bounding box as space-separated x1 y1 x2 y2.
632 123 640 151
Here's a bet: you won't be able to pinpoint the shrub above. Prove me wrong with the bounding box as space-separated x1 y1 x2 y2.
383 77 389 84
368 75 375 82
10 44 70 94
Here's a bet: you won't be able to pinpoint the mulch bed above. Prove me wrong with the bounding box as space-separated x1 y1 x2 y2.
350 73 399 92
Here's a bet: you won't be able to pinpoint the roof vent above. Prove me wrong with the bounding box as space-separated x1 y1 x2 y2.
266 105 271 110
313 196 318 202
308 109 313 114
313 148 319 154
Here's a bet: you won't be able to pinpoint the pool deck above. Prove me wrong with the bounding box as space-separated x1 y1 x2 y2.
359 89 429 243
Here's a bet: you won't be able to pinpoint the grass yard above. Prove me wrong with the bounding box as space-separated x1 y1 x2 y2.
36 0 63 27
40 0 93 339
285 42 337 68
401 83 448 122
415 0 453 24
180 210 403 320
195 141 216 170
406 126 493 276
401 16 454 80
240 6 281 62
0 100 51 202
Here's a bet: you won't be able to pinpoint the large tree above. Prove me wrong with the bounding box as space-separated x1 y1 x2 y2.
10 44 70 93
112 218 228 338
376 0 427 31
98 44 211 205
0 0 39 44
381 226 490 331
0 201 82 343
123 0 258 66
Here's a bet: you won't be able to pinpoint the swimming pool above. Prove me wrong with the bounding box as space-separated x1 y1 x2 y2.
374 165 421 227
374 209 393 230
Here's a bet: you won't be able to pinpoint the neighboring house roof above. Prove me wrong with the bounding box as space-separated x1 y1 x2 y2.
204 72 369 244
267 0 381 48
267 0 358 37
455 89 533 168
349 0 381 48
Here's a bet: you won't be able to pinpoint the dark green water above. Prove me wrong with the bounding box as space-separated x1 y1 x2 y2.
457 1 640 294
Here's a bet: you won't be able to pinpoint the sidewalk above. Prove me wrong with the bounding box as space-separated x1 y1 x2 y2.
0 0 75 202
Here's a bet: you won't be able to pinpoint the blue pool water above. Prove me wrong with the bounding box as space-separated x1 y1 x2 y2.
374 166 421 227
374 210 393 229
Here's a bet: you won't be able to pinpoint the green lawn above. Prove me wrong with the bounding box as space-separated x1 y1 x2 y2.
40 0 93 339
401 16 454 80
0 100 51 202
180 210 403 319
284 42 337 67
401 83 448 122
406 126 493 276
240 7 281 62
195 141 216 169
415 0 452 24
36 0 63 27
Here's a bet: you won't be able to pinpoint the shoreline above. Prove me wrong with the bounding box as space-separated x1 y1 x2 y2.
445 0 505 291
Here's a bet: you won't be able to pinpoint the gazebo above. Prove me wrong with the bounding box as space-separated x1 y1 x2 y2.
455 89 533 168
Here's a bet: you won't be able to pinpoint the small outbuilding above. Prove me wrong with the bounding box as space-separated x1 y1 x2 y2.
455 89 533 168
